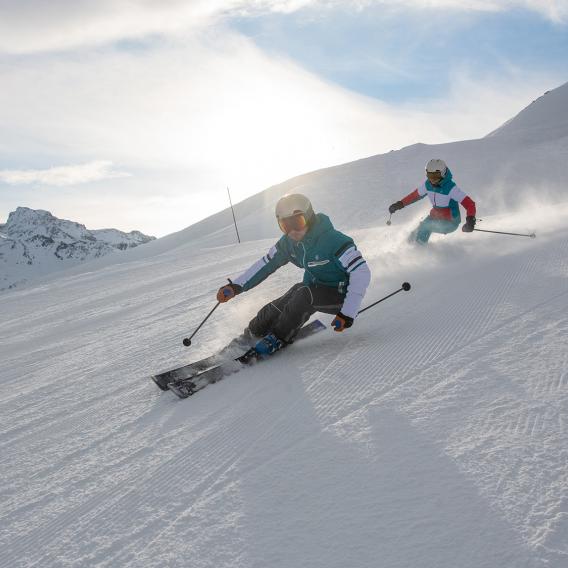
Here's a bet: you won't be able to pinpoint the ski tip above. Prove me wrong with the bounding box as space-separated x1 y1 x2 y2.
151 375 170 391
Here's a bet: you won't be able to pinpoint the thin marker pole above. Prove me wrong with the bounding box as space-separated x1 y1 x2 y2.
227 186 241 244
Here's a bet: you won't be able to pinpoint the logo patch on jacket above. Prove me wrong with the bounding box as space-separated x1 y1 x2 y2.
307 259 330 267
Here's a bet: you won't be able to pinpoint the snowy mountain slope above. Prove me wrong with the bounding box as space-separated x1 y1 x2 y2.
0 200 567 567
488 81 568 143
0 207 155 291
131 82 566 248
18 80 567 289
1 81 568 567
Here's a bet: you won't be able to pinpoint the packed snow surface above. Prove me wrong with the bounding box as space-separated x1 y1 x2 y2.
1 207 567 567
1 83 567 567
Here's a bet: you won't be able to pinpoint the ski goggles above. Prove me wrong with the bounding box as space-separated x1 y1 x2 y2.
426 171 444 184
278 213 309 234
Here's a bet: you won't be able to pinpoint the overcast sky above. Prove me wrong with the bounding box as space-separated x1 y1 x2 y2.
1 0 567 237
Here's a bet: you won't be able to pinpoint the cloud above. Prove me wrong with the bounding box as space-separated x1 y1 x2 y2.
0 161 131 186
234 0 568 22
0 1 564 236
1 31 547 179
0 0 227 54
0 0 565 55
0 27 555 235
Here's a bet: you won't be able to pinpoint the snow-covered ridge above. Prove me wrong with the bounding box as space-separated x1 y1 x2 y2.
487 81 568 142
0 207 155 291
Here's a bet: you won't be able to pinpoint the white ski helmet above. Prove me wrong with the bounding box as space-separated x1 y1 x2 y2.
275 193 314 222
425 158 448 177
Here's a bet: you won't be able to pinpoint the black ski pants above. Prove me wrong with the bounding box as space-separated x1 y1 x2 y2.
248 283 344 343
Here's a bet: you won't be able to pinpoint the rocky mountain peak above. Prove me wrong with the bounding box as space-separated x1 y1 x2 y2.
0 207 155 291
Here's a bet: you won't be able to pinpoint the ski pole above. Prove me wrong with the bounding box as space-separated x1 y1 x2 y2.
386 213 392 226
474 228 536 238
182 302 220 347
358 282 411 315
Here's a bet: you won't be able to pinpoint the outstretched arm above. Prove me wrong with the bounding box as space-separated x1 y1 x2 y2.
390 183 427 213
402 182 428 207
231 241 289 292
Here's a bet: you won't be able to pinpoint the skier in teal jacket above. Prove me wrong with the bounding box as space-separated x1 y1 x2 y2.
216 194 371 356
389 159 477 244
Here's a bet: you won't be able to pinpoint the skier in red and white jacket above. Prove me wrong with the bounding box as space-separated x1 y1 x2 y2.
389 159 477 244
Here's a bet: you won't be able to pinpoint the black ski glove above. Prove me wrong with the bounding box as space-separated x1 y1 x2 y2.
462 216 476 233
388 201 404 214
216 280 243 303
331 312 354 332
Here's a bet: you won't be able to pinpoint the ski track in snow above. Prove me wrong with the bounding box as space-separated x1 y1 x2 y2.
1 221 567 567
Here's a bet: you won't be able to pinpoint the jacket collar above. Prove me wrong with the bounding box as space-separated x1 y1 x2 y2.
292 213 332 247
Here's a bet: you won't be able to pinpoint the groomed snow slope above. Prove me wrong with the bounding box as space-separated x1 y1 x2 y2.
1 202 567 567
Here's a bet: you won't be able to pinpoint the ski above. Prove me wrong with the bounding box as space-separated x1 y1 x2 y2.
151 319 326 392
167 344 282 399
167 358 245 399
151 330 255 391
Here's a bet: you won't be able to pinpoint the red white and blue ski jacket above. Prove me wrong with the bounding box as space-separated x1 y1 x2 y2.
400 168 476 222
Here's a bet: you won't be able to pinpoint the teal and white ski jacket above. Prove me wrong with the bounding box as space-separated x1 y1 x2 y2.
231 214 371 319
400 168 476 222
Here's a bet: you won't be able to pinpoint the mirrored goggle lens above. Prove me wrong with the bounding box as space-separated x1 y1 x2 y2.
279 213 308 233
427 171 443 181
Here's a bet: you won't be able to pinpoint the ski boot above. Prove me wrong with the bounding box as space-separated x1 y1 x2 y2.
254 333 285 357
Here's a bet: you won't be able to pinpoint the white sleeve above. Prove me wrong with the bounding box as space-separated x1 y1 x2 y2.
417 182 428 197
449 184 467 203
337 246 371 319
232 245 278 287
